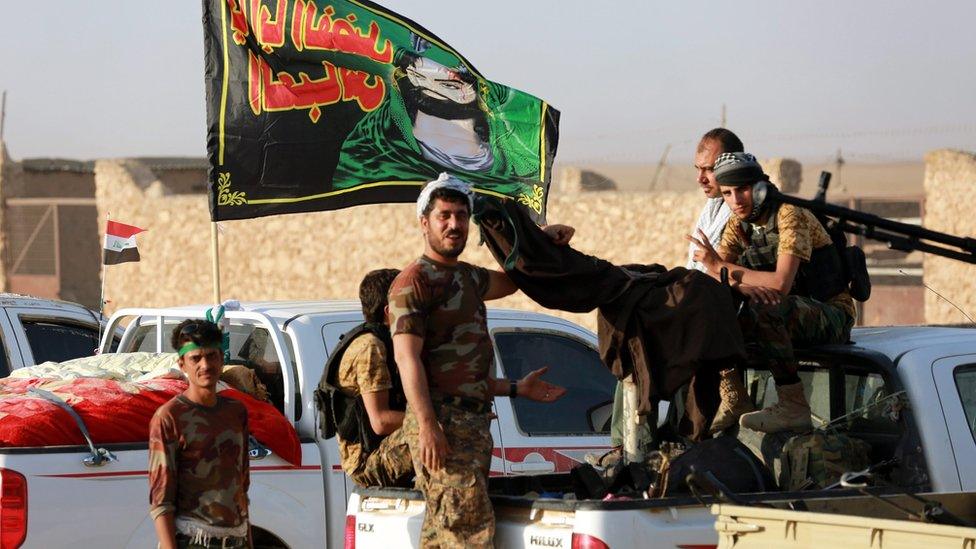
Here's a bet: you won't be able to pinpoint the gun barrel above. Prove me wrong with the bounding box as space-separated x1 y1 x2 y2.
768 192 976 262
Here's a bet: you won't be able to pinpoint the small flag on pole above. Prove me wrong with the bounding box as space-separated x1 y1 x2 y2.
103 220 146 265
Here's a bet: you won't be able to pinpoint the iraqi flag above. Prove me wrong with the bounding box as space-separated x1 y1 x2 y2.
103 220 146 265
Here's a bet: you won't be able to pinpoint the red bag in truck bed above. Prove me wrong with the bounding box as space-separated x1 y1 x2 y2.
0 377 302 466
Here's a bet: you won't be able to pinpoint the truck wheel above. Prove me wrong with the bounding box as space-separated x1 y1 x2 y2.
252 527 288 549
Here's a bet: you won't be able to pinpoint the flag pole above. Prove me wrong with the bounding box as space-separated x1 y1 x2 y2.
210 221 221 305
96 211 109 353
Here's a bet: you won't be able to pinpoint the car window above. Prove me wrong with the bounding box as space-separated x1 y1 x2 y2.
0 329 9 377
746 367 831 428
955 366 976 443
22 319 98 364
128 322 287 413
494 330 615 436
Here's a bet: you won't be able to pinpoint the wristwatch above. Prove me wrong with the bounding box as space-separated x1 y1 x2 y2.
509 380 518 398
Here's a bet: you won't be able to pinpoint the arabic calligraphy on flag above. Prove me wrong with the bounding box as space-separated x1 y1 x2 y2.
203 0 559 222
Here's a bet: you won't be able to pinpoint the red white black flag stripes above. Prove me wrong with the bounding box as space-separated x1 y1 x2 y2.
103 220 146 265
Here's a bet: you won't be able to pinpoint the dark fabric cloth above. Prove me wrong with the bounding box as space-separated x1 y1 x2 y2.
473 197 746 421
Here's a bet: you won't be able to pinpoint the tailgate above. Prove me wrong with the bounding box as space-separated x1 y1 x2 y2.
348 488 425 548
713 503 976 549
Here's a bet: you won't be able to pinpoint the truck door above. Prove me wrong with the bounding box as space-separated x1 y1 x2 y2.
320 321 363 507
490 323 616 475
0 311 21 376
933 355 976 491
4 307 101 368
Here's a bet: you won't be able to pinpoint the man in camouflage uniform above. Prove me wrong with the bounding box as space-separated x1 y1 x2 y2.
389 173 572 547
689 153 855 433
149 320 250 549
335 268 413 487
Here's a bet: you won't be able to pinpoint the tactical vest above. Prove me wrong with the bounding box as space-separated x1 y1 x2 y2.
738 203 849 303
314 323 405 454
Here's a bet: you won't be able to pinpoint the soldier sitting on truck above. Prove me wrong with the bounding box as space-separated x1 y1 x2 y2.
149 320 251 549
688 152 856 433
320 269 414 488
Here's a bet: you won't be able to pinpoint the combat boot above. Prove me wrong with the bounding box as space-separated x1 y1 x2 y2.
709 369 755 434
739 381 812 433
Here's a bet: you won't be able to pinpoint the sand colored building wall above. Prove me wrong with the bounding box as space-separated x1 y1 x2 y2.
95 159 703 331
922 149 976 324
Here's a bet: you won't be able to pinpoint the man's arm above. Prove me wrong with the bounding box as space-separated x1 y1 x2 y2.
148 414 178 549
687 229 801 295
488 367 567 401
483 223 577 301
484 270 517 301
393 333 449 471
361 390 405 435
153 513 177 549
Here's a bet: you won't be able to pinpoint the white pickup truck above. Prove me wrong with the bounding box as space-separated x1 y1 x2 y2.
0 300 617 548
346 325 976 548
0 293 112 376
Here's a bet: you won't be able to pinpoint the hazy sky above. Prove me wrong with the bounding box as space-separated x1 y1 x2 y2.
2 1 975 164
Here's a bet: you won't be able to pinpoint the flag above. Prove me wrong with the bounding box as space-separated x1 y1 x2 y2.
202 0 559 223
103 221 146 265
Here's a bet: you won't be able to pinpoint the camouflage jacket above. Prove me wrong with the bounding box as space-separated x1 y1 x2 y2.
148 395 250 532
388 256 493 402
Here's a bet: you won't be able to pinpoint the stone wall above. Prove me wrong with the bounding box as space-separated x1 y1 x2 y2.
94 159 703 332
922 149 976 324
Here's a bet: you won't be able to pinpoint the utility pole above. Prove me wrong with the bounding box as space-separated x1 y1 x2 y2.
720 103 727 128
1 90 6 143
649 143 672 190
835 148 846 194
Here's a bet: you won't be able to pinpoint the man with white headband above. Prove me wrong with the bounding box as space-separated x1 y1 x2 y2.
389 173 573 547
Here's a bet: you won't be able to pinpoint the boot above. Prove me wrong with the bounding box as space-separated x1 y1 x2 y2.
739 381 813 433
709 369 755 434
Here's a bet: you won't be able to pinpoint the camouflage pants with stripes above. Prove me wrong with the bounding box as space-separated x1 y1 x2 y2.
738 295 853 382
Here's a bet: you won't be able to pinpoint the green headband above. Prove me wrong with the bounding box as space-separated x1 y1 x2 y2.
178 341 222 357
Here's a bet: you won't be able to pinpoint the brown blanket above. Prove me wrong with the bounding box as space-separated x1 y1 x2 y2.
474 198 745 432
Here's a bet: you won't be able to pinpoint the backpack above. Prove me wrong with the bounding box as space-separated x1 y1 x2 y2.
314 323 404 454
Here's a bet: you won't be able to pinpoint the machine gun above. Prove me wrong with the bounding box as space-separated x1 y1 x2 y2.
768 171 976 265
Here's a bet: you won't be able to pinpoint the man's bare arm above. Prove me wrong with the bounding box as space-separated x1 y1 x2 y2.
393 333 449 470
687 229 800 295
361 390 405 435
488 367 567 402
153 513 177 549
484 270 517 301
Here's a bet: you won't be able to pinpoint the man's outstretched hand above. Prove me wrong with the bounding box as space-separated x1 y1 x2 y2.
517 367 567 402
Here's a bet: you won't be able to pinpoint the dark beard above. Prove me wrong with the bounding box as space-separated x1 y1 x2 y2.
428 232 466 258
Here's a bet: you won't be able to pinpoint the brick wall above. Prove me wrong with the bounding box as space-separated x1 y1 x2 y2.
95 159 704 331
922 149 976 324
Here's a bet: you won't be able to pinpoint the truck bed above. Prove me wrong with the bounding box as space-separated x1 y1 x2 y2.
348 473 923 549
712 493 976 548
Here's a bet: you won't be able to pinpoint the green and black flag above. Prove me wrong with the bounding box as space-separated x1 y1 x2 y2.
202 0 559 223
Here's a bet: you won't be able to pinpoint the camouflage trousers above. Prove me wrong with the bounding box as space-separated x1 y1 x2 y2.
402 404 494 548
739 295 853 382
350 425 414 488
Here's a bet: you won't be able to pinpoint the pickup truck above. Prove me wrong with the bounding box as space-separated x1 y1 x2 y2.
0 300 617 548
346 325 976 548
0 293 113 376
